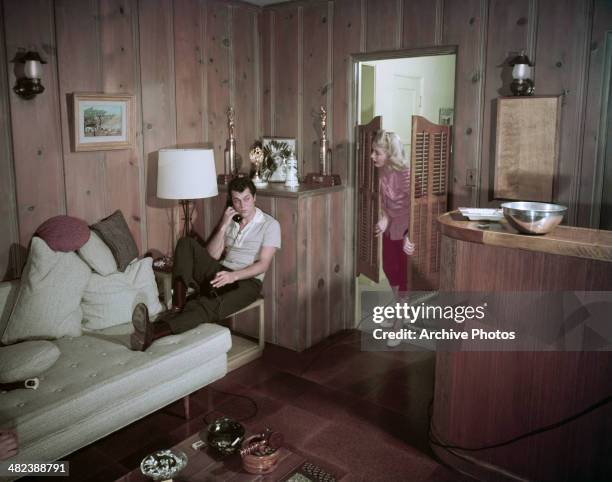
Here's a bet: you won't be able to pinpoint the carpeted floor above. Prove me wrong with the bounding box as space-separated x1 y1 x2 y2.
60 330 473 481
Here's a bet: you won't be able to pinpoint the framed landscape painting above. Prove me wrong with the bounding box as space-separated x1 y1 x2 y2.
72 93 135 151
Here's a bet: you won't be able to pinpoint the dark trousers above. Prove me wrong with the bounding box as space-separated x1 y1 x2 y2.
383 232 408 292
162 237 262 334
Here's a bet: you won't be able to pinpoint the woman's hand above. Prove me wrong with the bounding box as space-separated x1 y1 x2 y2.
403 235 415 255
374 214 389 236
210 270 237 289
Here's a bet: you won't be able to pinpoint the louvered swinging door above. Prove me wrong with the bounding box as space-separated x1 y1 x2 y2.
409 115 450 290
356 116 382 282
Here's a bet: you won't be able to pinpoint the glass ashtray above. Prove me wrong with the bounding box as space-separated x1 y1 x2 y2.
140 449 187 481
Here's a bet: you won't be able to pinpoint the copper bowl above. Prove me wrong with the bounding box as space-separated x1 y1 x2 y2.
501 201 567 235
241 435 281 475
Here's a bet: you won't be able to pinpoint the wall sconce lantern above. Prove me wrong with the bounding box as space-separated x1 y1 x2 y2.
509 51 534 96
13 51 47 100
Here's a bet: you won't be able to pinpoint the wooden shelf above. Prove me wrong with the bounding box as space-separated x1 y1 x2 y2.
227 333 263 372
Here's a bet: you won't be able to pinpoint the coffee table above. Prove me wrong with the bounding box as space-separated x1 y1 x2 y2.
116 432 331 481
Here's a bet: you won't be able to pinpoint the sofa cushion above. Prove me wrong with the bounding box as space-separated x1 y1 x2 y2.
81 258 163 330
78 231 118 276
1 238 91 345
91 210 138 272
0 323 231 459
0 280 20 340
0 341 60 383
35 216 90 252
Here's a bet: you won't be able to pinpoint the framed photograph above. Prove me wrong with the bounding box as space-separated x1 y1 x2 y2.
261 137 296 182
72 93 135 152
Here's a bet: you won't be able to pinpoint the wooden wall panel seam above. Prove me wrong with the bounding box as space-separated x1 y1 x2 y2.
50 0 68 217
473 0 489 207
228 4 235 109
527 0 538 58
130 0 148 252
396 0 403 50
270 10 275 135
569 0 595 226
200 0 208 142
254 9 262 139
435 0 444 46
327 0 333 144
297 6 304 173
360 0 366 52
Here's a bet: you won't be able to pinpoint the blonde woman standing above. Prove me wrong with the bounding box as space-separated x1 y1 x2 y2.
371 130 414 345
371 130 414 288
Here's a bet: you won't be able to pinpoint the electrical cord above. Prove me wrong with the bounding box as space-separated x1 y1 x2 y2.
202 386 259 424
297 292 400 376
427 394 612 452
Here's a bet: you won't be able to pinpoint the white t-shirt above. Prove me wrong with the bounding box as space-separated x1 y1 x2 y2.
221 208 281 281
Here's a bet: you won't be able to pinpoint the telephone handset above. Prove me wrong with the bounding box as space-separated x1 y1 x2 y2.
227 197 243 223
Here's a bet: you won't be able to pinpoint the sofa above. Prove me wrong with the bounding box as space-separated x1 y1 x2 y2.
0 277 232 464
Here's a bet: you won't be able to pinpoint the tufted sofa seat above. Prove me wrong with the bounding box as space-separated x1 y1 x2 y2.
0 280 231 464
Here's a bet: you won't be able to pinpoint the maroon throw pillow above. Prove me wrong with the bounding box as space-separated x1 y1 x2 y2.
35 215 90 252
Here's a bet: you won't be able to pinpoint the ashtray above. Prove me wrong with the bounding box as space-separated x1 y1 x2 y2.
241 434 282 474
204 417 245 455
140 449 187 481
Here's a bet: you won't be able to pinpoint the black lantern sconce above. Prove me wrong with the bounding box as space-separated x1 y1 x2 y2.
12 51 47 100
509 51 534 96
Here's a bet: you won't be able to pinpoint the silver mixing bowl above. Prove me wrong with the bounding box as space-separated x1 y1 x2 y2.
501 201 567 235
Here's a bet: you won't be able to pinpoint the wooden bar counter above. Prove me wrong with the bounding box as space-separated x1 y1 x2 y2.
203 183 348 351
432 211 612 482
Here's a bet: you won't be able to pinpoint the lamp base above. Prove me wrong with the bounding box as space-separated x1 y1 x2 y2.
304 173 341 187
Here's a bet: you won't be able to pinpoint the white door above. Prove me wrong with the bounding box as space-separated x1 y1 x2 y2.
391 75 422 158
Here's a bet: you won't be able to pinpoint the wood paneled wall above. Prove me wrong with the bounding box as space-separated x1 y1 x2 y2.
261 0 609 219
0 0 260 279
1 0 609 286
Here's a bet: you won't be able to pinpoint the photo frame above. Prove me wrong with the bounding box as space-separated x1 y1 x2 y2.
261 137 297 182
72 93 135 152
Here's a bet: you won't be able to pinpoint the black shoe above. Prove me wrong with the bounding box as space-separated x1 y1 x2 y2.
130 303 153 351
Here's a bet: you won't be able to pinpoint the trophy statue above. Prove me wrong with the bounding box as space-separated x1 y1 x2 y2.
250 146 268 188
284 152 299 188
218 107 237 184
305 105 341 187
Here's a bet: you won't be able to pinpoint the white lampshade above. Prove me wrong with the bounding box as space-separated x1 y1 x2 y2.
157 148 218 200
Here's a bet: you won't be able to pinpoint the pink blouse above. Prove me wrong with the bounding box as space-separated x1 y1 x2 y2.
379 166 410 240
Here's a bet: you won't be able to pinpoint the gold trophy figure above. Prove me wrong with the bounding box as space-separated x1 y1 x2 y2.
305 105 341 186
218 106 237 184
250 146 268 188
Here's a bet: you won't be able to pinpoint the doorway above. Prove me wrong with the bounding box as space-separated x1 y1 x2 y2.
353 50 457 324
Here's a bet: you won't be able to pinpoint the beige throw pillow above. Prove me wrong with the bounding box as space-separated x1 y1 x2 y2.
78 231 118 275
81 257 163 330
1 237 91 344
0 340 60 383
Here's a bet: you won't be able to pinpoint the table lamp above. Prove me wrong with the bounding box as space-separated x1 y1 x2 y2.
157 148 218 236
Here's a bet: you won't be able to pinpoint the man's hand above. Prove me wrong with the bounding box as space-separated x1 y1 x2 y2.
403 235 415 255
374 214 389 236
222 206 238 228
211 270 237 289
0 431 18 461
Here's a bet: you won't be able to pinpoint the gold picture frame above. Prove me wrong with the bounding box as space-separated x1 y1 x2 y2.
72 93 135 152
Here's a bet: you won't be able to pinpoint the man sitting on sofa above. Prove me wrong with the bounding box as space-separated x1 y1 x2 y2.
130 177 281 351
